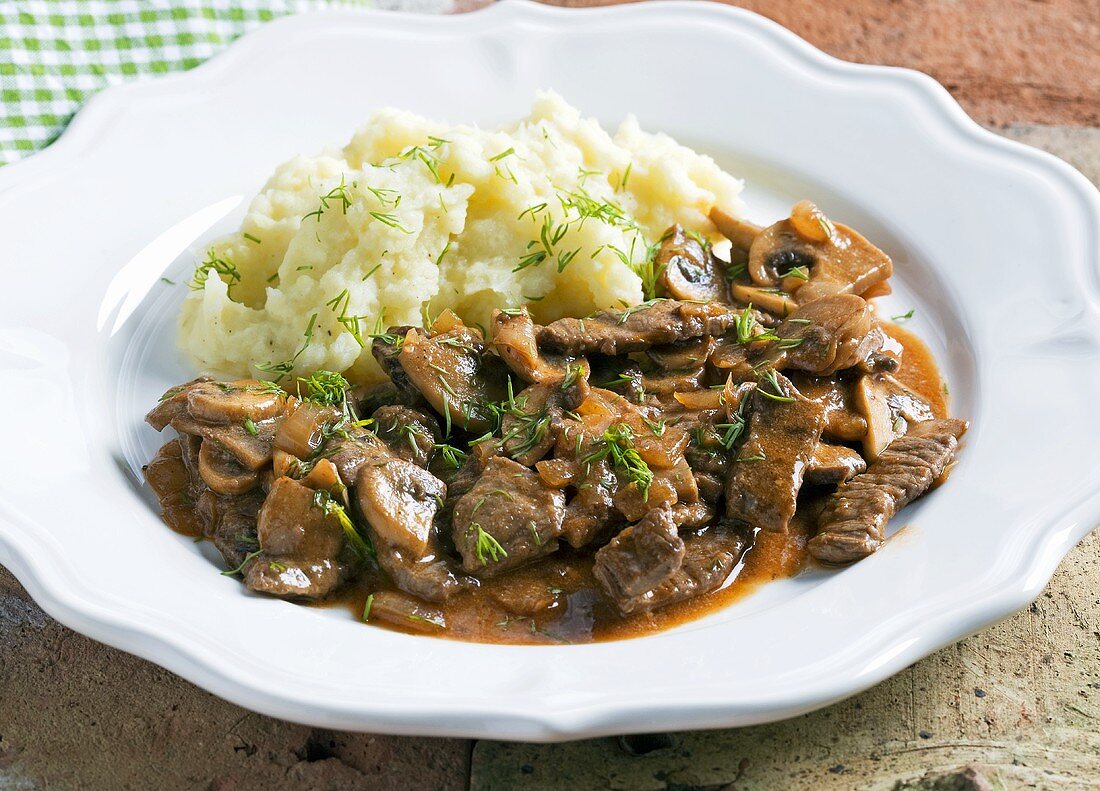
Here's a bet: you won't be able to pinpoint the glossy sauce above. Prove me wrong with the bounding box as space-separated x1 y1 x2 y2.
156 320 948 644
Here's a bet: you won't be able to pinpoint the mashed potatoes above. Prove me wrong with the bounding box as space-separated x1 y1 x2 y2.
179 92 745 383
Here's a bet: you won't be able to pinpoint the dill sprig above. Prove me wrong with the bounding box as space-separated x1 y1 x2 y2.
734 304 780 345
220 549 262 577
471 523 508 565
313 488 374 560
756 369 796 403
433 442 468 470
255 312 318 381
296 370 350 406
190 249 241 295
304 174 354 223
583 423 653 500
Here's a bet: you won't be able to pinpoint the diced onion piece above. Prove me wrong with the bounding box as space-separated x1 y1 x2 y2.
536 458 577 488
300 458 341 493
274 398 340 459
789 200 836 243
673 389 724 410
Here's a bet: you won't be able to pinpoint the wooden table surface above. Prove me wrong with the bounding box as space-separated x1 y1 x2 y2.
2 2 1098 788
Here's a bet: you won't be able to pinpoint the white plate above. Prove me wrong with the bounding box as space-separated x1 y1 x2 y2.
0 0 1098 741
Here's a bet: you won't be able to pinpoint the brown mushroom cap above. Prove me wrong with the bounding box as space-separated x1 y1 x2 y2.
708 207 762 252
187 379 286 425
655 225 726 303
198 439 260 495
745 202 893 304
853 374 936 460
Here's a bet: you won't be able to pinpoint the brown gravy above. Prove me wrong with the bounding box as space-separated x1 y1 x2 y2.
157 321 947 644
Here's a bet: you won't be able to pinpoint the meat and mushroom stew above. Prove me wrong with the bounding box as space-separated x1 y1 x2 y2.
145 201 967 643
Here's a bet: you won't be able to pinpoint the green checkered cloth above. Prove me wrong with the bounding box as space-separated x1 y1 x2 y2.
0 0 437 166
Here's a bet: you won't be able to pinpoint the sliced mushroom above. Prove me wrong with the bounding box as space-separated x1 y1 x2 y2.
647 335 715 372
745 202 893 304
853 374 936 459
356 457 446 557
709 207 762 252
370 326 421 403
729 283 797 317
398 326 508 434
198 439 260 495
655 225 726 303
491 308 590 392
145 377 213 430
187 380 287 425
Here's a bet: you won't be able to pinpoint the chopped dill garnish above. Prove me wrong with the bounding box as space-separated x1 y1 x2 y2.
617 162 632 191
190 249 241 295
560 363 585 390
734 304 780 345
583 423 653 500
725 260 748 282
361 594 374 622
780 266 810 281
362 262 383 281
243 418 259 436
303 174 354 222
891 309 916 322
369 211 412 234
756 369 795 403
313 488 373 560
433 442 468 470
489 147 516 162
367 186 401 207
220 549 263 577
296 370 350 406
434 241 452 267
243 232 261 244
160 276 175 285
471 524 508 565
255 312 318 381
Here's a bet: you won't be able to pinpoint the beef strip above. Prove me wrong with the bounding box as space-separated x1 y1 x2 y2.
788 372 868 442
195 488 265 570
809 418 967 563
244 476 350 600
593 507 686 607
603 521 752 615
538 299 738 356
805 443 867 485
726 372 825 532
451 456 565 576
